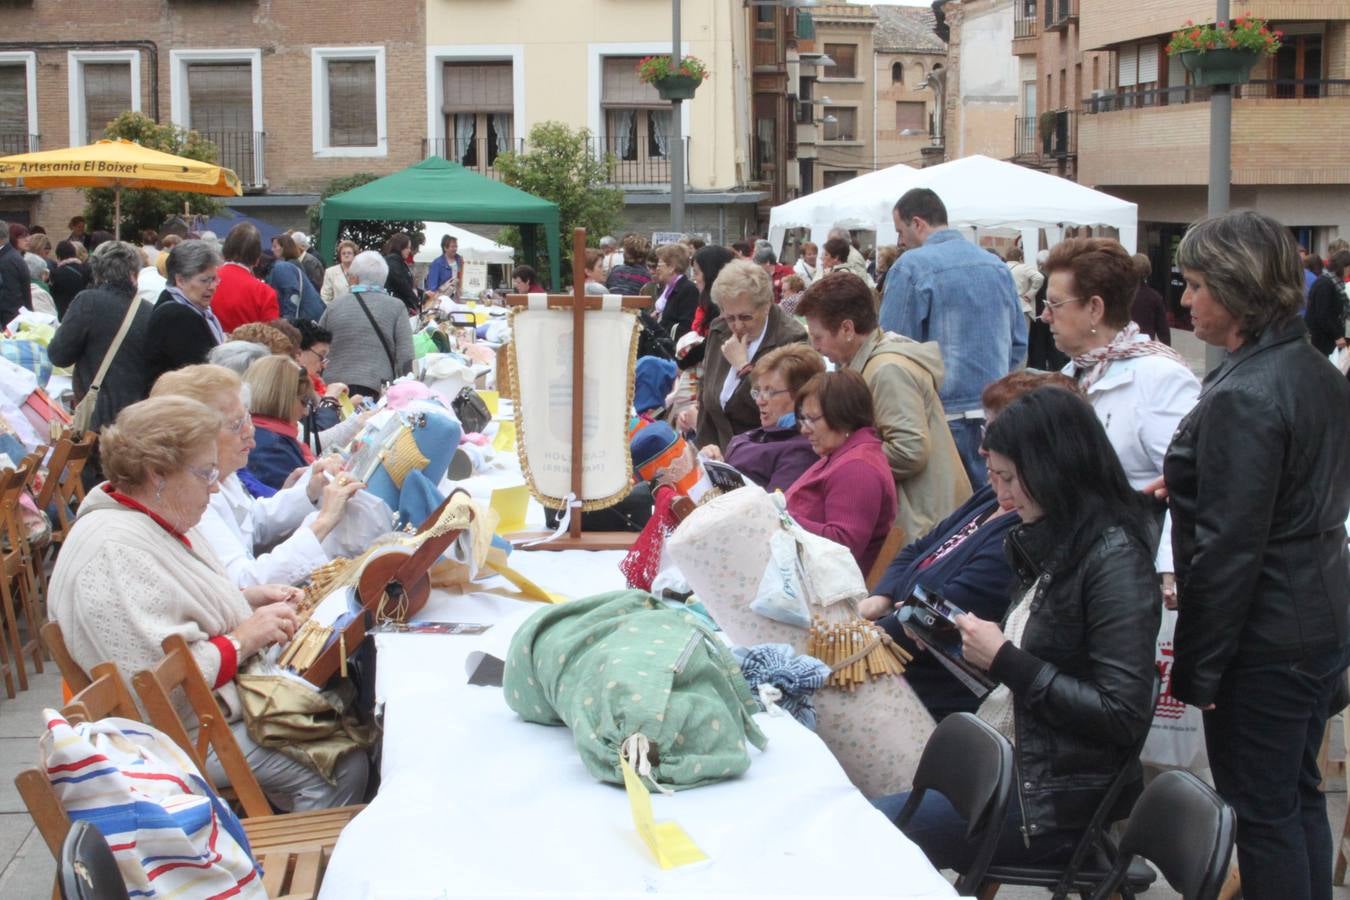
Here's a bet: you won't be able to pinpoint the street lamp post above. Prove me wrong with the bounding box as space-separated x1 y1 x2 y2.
1204 0 1231 371
670 0 685 233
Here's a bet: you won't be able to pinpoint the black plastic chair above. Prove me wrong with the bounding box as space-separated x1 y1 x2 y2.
892 712 1015 894
979 671 1162 900
1089 770 1235 900
59 820 130 900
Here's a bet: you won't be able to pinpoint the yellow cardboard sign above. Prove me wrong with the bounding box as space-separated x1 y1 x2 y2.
338 393 356 419
488 484 530 534
477 389 500 417
492 421 517 453
619 758 708 870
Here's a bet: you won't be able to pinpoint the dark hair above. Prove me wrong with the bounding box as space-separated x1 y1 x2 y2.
272 232 300 261
383 233 412 257
55 240 78 261
222 222 263 266
983 386 1152 566
584 248 604 273
693 244 736 324
8 223 28 245
823 237 851 263
28 225 45 235
1044 237 1139 330
795 270 879 334
68 216 86 228
440 233 458 251
1329 251 1350 279
288 318 333 350
140 228 160 247
797 369 875 434
88 230 113 251
513 265 539 287
622 233 649 266
1306 254 1324 276
1175 209 1304 339
893 187 948 227
266 318 303 353
730 240 753 258
1131 253 1152 280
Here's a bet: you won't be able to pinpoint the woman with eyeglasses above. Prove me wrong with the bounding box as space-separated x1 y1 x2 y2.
701 343 822 492
242 355 324 491
48 395 369 813
151 364 363 588
145 239 228 384
784 369 898 572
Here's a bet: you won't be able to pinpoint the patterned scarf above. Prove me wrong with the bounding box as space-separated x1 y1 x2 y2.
1072 322 1185 391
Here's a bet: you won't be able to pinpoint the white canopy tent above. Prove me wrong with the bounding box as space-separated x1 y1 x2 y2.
415 222 516 265
768 154 1138 257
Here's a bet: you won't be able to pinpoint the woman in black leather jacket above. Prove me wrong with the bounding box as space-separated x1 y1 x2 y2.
876 386 1160 872
1164 210 1350 900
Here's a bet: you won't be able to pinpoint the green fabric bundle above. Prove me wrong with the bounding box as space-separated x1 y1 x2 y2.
504 590 767 791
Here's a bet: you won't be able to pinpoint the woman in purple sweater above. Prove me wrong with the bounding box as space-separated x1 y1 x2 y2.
703 343 821 493
786 369 898 572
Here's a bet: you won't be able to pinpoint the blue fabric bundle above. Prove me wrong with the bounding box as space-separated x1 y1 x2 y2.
734 643 832 730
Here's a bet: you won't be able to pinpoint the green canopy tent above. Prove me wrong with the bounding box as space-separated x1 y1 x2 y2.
317 156 561 288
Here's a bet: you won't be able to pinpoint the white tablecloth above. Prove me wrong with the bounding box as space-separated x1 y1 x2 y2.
320 548 955 900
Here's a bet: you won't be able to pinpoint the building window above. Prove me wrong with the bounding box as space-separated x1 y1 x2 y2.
823 43 857 79
0 53 36 156
822 106 856 141
601 57 672 166
753 93 778 183
68 51 140 146
1275 32 1323 98
311 47 386 157
823 169 856 188
442 61 515 170
891 62 904 84
171 51 264 186
896 101 926 134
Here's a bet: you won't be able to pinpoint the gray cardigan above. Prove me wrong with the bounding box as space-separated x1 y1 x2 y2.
318 287 414 391
47 282 154 430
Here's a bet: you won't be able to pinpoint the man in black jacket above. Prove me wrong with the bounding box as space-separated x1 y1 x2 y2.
0 220 32 322
1306 250 1350 355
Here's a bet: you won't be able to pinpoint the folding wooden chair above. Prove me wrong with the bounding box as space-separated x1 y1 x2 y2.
0 462 43 690
40 621 92 697
133 634 366 899
34 430 95 551
865 524 907 593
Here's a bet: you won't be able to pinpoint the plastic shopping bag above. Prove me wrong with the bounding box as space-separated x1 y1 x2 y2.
1141 608 1209 771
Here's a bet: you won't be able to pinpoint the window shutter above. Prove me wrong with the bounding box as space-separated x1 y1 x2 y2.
0 65 26 134
327 59 377 147
1137 43 1159 85
601 57 662 109
442 62 514 114
896 101 926 132
1117 44 1139 87
84 62 132 141
187 63 252 132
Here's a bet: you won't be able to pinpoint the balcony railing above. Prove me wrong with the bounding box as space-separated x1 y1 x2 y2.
1013 116 1038 157
1044 0 1077 31
422 135 688 186
1048 109 1075 158
1012 111 1074 159
0 132 39 156
195 130 266 189
1083 78 1350 114
1014 0 1037 38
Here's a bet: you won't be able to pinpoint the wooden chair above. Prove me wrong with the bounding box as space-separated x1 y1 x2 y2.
61 662 141 725
133 634 366 898
865 524 907 593
40 622 92 697
34 430 95 550
0 461 43 689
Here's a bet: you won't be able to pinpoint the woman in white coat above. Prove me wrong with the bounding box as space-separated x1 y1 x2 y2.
151 364 364 588
1040 237 1199 603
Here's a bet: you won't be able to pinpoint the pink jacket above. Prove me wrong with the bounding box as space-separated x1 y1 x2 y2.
785 427 899 573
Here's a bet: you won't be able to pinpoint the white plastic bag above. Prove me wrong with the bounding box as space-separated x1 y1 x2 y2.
750 527 812 627
1141 608 1210 771
1330 346 1350 376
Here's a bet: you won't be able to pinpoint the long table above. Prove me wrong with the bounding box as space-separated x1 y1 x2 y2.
318 549 956 899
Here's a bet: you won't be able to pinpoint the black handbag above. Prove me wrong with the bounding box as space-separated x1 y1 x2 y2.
452 386 492 434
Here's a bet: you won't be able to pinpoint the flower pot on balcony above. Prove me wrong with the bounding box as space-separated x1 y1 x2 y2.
1177 48 1261 86
653 75 701 101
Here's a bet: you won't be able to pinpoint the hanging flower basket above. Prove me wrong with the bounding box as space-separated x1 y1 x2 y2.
1167 15 1280 86
636 56 709 101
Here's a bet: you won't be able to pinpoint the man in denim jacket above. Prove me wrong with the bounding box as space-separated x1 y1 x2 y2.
879 188 1027 485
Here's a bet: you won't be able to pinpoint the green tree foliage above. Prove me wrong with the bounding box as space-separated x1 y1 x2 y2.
493 121 624 284
83 112 223 236
307 173 425 263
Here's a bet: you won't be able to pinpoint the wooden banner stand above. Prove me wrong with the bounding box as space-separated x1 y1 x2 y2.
505 227 651 552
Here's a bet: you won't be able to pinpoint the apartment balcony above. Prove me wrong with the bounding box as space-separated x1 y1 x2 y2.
1044 0 1078 32
1011 111 1074 163
1014 0 1038 39
1012 116 1038 158
0 132 39 156
421 135 688 187
194 130 266 191
1078 83 1350 187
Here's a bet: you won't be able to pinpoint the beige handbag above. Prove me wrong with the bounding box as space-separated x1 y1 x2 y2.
70 296 141 433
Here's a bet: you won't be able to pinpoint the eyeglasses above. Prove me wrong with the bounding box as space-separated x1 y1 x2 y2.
187 463 220 486
725 312 760 324
224 415 248 435
1042 295 1083 313
799 411 825 429
750 387 791 402
305 348 329 365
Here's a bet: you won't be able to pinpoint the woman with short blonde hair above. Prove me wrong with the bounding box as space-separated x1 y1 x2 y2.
654 243 698 337
243 356 318 490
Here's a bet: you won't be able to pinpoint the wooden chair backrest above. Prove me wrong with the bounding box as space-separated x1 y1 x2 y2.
52 432 95 526
62 663 142 726
865 524 908 593
32 437 72 510
41 622 92 696
131 634 273 819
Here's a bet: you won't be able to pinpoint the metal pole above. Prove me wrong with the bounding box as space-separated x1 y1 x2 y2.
670 0 685 233
1204 0 1230 371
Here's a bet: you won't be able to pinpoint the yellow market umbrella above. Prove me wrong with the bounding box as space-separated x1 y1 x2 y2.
0 138 243 239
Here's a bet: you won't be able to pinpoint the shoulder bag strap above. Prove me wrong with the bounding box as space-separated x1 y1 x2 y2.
73 296 141 430
352 290 398 380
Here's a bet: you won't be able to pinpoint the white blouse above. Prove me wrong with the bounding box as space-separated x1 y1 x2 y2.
196 473 329 588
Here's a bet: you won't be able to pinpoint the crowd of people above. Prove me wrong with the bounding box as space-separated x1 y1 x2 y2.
4 187 1350 899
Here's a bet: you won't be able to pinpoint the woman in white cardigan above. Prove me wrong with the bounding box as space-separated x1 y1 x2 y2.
1041 237 1200 601
151 364 364 588
48 396 368 812
320 239 359 304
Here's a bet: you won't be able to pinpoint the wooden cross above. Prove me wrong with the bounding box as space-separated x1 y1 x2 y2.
504 227 653 551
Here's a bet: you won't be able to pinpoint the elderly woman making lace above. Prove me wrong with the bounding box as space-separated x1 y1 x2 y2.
151 364 364 588
48 396 369 812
